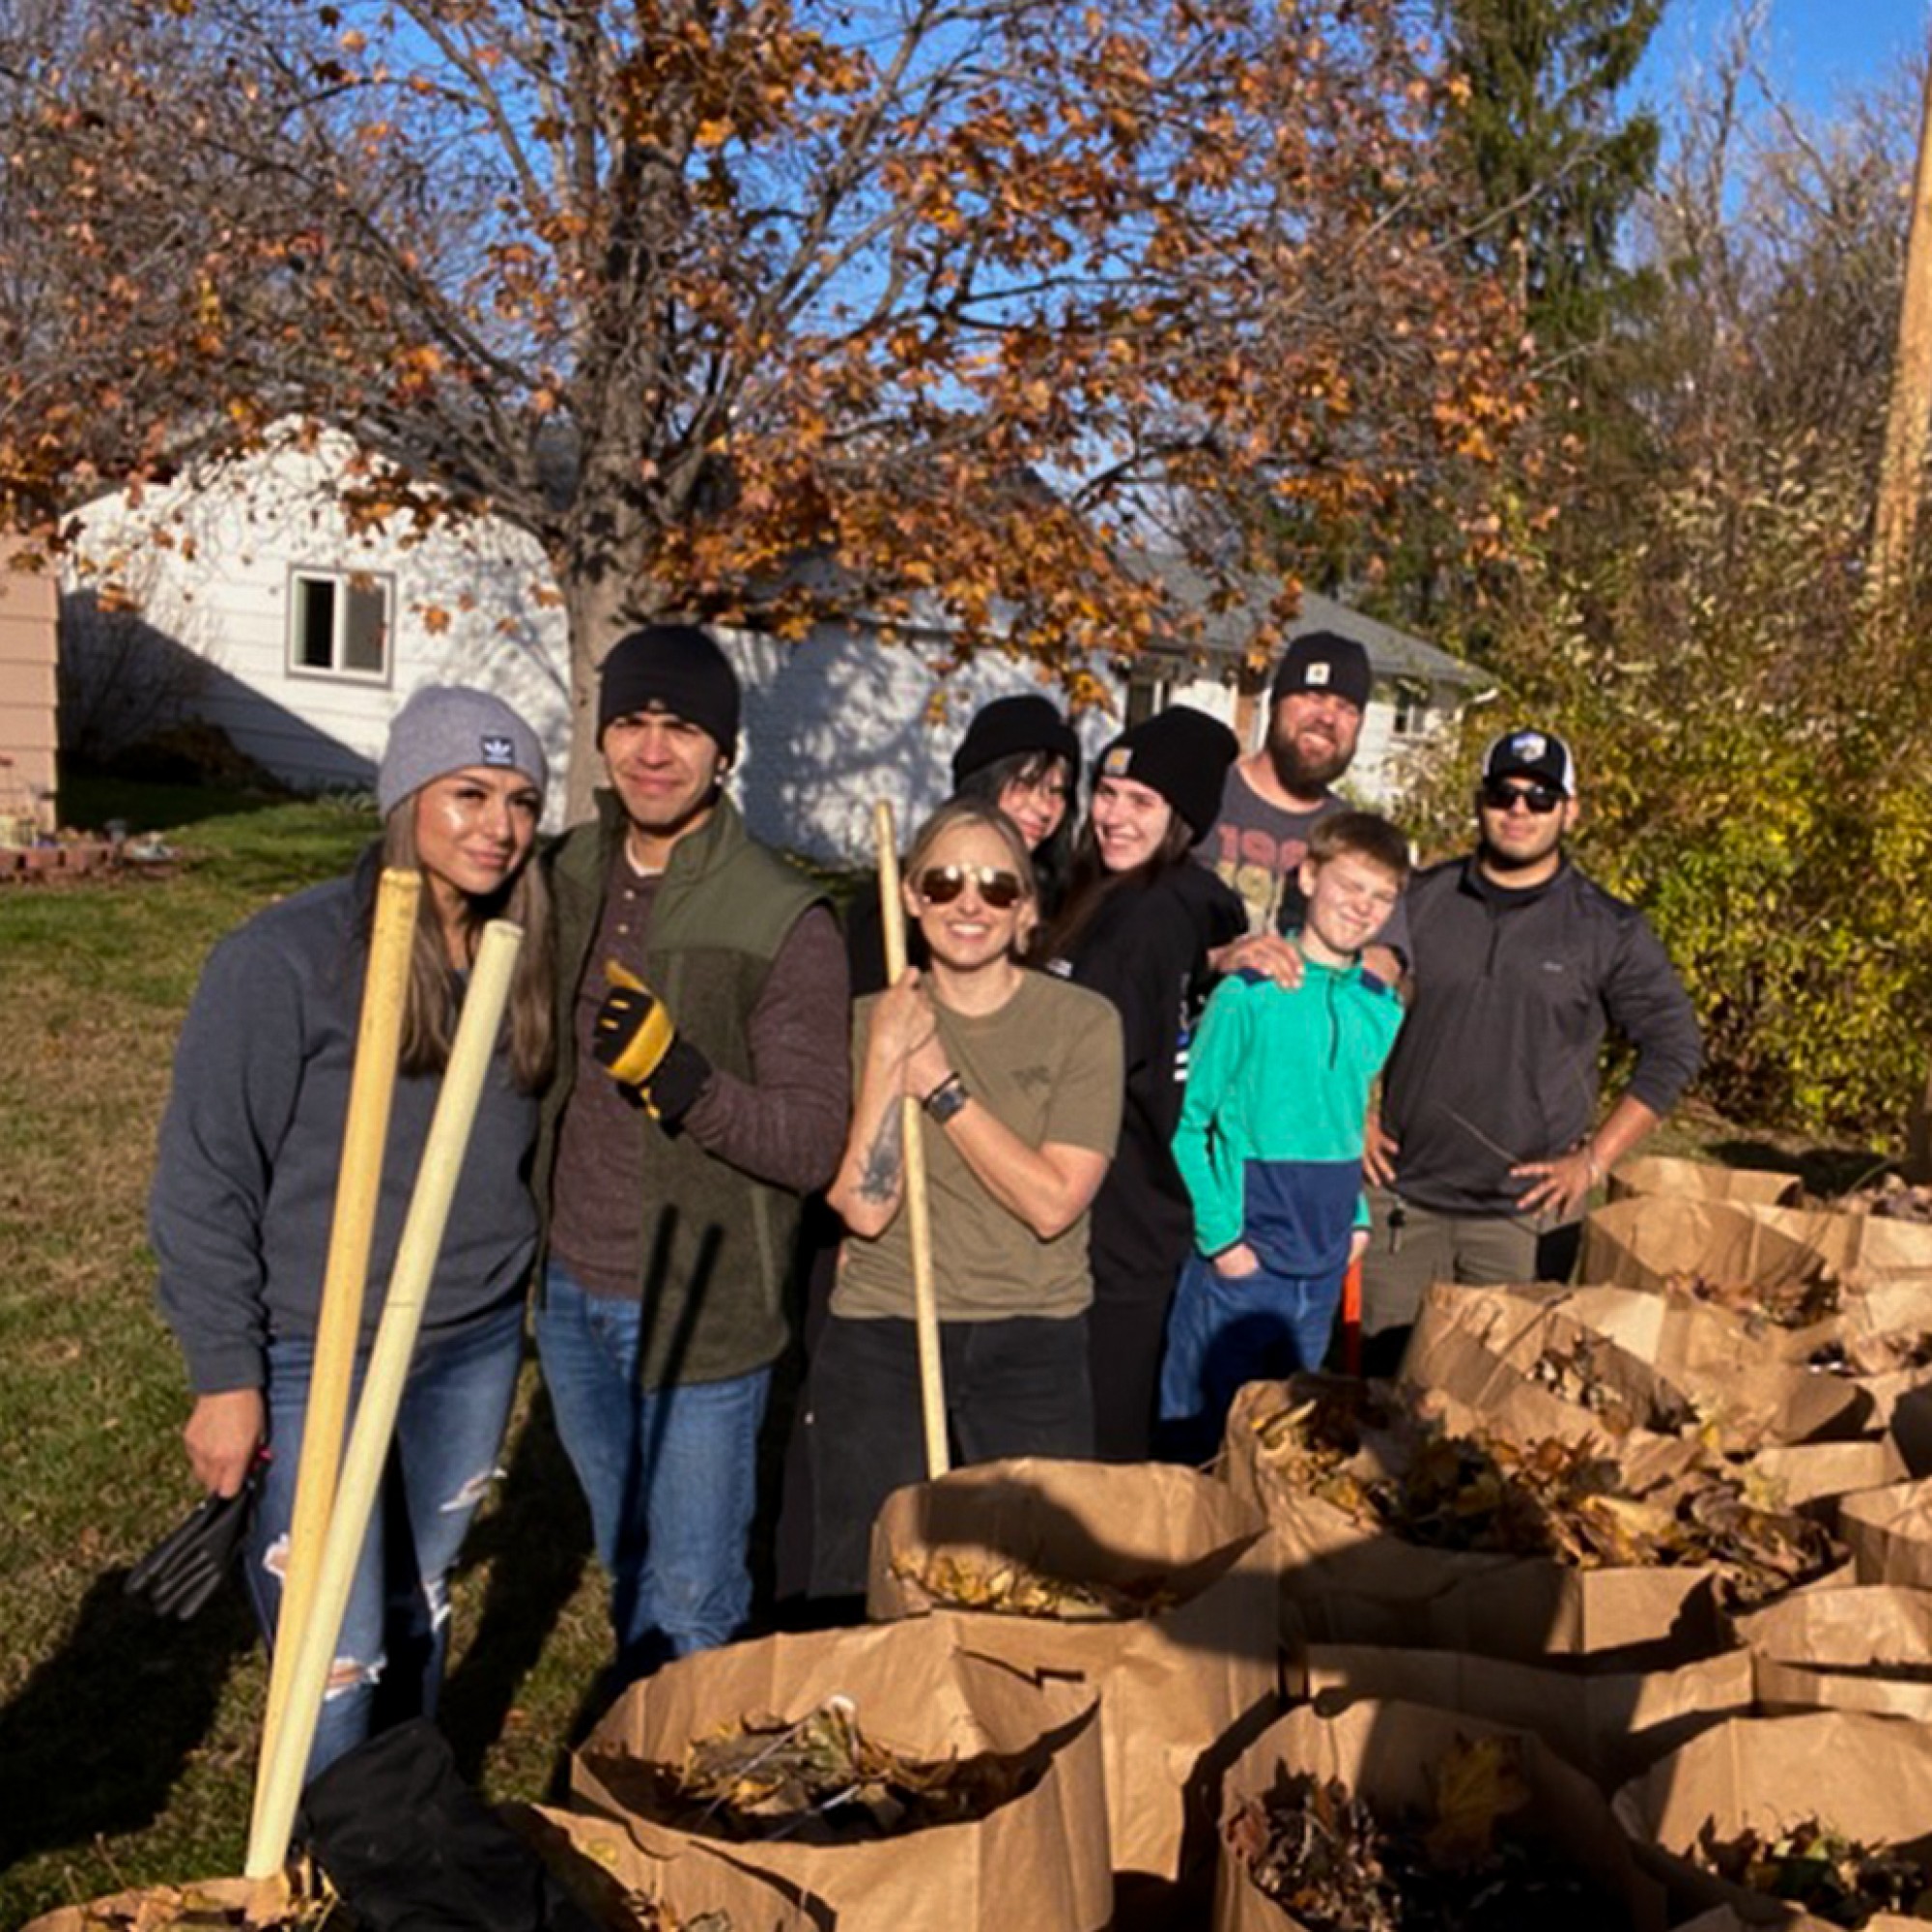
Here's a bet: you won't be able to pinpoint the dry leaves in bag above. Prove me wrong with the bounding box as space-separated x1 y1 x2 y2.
1665 1270 1841 1333
1227 1740 1624 1931
885 1551 1180 1621
1526 1334 1696 1437
20 1884 337 1932
620 1696 1042 1845
1692 1818 1932 1926
1244 1390 1839 1608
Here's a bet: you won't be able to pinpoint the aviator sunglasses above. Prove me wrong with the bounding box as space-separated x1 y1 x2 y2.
916 863 1026 910
1479 778 1565 815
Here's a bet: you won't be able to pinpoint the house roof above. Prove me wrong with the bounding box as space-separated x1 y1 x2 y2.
1136 553 1478 689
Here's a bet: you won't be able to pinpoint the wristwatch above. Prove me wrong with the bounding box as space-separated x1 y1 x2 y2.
923 1071 969 1124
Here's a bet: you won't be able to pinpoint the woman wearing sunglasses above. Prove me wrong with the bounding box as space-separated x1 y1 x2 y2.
1038 707 1246 1461
806 798 1123 1603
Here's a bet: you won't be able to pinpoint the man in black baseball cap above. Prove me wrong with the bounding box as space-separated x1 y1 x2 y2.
1356 725 1702 1372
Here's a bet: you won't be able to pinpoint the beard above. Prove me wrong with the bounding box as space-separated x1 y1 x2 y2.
1479 831 1563 875
1267 724 1351 794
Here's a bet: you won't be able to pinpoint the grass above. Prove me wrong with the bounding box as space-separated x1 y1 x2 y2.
0 779 1893 1925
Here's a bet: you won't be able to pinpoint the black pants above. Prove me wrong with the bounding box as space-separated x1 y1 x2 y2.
1086 1274 1175 1463
805 1311 1094 1600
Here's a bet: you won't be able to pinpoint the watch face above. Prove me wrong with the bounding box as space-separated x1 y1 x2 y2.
926 1080 969 1124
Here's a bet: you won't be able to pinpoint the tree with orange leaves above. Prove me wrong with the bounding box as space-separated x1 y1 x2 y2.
4 0 1536 798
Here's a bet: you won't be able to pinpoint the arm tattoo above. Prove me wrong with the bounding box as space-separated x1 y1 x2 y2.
856 1103 905 1204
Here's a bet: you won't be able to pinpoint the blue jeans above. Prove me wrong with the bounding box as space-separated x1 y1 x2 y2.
248 1298 524 1781
535 1263 771 1682
1157 1252 1343 1464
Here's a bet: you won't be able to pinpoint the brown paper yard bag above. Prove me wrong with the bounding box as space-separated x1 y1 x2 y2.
1211 1697 1664 1932
1298 1642 1754 1792
1399 1279 1868 1450
1222 1376 1777 1666
1671 1914 1925 1932
1608 1154 1800 1208
1613 1710 1932 1925
1733 1584 1932 1723
512 1803 816 1930
570 1614 1112 1932
1839 1476 1932 1587
1579 1196 1844 1298
1750 1437 1908 1520
866 1457 1280 1901
20 1882 259 1932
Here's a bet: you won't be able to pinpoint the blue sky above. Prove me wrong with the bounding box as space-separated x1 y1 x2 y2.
1636 0 1928 120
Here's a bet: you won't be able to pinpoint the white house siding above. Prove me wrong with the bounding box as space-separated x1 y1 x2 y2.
64 435 572 810
66 435 1466 859
721 622 1119 865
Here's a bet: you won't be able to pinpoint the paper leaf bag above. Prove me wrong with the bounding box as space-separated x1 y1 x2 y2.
570 1614 1112 1932
866 1457 1280 1896
1733 1583 1932 1723
1613 1710 1932 1926
1212 1698 1663 1932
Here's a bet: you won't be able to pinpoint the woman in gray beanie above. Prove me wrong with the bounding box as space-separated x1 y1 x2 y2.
149 685 554 1780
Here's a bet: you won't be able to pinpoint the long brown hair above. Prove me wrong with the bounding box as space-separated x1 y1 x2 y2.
1037 810 1196 965
379 805 556 1092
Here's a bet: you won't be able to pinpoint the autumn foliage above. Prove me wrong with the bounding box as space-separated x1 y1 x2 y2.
2 0 1538 776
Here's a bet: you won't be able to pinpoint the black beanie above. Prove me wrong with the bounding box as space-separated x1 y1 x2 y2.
596 625 741 759
1095 706 1238 841
1270 630 1373 711
951 695 1083 790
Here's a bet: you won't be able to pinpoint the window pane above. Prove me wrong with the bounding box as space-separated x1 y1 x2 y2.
294 577 335 668
342 581 388 673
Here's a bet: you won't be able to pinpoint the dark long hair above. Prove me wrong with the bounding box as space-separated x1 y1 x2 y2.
952 748 1076 916
1037 807 1197 966
379 805 556 1092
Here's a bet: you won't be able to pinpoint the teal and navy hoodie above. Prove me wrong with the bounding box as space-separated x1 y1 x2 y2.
1172 953 1404 1282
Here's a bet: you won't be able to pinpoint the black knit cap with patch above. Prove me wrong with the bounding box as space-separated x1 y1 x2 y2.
596 624 741 760
1095 705 1239 842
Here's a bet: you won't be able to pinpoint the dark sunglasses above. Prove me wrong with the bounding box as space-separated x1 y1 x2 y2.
1479 779 1564 815
917 864 1026 910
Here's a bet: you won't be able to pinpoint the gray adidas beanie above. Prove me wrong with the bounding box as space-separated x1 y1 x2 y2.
377 686 549 816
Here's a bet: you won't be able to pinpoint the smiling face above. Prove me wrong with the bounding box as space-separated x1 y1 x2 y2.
1090 773 1175 874
996 753 1073 853
904 818 1037 974
601 706 725 860
1296 849 1404 967
1476 776 1577 881
1266 688 1363 795
412 765 542 911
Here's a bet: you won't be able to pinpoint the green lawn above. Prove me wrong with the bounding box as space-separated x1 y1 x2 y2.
0 780 1889 1925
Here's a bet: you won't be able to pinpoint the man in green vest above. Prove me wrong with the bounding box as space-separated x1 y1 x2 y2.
535 624 851 1683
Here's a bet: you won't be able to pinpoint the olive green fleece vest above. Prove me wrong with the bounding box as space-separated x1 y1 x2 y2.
539 794 828 1387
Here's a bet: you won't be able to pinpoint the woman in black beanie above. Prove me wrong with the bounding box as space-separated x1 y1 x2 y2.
845 693 1082 997
1038 706 1247 1462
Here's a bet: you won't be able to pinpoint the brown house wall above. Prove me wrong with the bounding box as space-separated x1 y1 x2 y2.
0 552 59 830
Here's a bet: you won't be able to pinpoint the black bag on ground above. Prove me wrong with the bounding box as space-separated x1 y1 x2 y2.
298 1719 598 1932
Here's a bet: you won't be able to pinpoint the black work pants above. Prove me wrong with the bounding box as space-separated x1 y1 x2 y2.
804 1310 1094 1600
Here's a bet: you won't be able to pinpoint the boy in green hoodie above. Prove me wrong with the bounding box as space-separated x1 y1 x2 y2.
1161 811 1408 1458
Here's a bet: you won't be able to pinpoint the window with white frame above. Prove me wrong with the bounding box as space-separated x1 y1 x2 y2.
1390 682 1431 737
288 567 392 682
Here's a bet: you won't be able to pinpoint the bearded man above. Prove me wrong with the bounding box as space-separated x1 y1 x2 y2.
1207 631 1404 980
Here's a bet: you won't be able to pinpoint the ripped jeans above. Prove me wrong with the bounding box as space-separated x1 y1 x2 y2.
247 1298 524 1781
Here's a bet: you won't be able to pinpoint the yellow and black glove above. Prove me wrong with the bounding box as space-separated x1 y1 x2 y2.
591 960 712 1122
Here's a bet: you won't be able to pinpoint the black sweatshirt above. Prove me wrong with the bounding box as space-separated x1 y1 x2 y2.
1381 855 1702 1216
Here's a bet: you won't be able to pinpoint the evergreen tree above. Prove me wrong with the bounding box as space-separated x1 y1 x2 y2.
1439 0 1663 359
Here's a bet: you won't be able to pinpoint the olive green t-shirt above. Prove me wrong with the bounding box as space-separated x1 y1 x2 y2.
832 971 1123 1321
